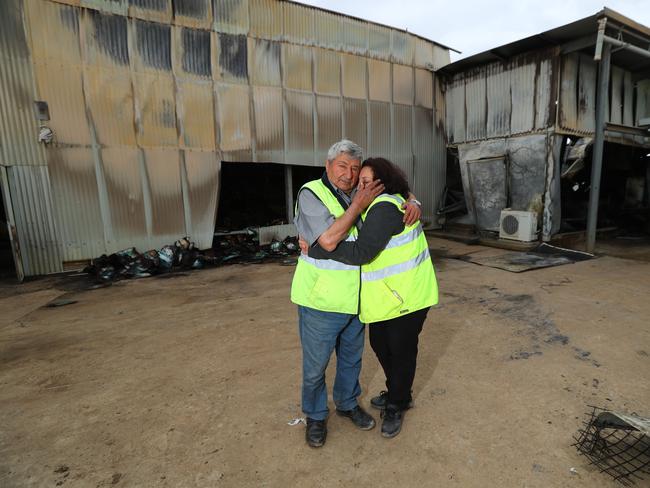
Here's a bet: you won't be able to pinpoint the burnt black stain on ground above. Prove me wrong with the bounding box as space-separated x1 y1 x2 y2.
0 334 81 366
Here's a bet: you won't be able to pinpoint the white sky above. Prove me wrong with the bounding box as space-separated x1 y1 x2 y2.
298 0 650 62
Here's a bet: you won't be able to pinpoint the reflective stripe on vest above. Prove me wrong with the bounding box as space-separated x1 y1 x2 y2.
361 247 430 282
299 254 358 271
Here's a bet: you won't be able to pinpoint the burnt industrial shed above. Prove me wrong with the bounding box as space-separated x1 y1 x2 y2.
0 0 453 279
438 8 650 254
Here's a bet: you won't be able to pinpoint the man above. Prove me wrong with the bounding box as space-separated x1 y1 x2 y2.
290 140 421 447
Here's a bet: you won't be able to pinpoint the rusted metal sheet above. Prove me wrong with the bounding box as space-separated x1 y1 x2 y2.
249 0 282 40
610 66 623 125
391 30 414 65
48 146 106 261
176 80 216 150
577 54 596 133
249 38 281 86
128 0 171 23
213 0 249 35
172 0 212 29
393 64 413 105
314 48 340 96
81 0 127 15
341 53 366 99
486 62 511 138
283 1 314 46
0 0 47 166
368 101 390 157
216 82 252 159
414 68 433 109
465 72 486 141
27 0 81 64
368 23 391 60
6 165 63 274
559 53 578 131
414 38 434 69
510 61 535 134
184 149 219 248
623 71 634 126
314 9 342 51
133 73 178 147
144 148 185 242
392 103 413 180
315 95 341 163
368 59 390 102
283 44 312 91
341 16 368 56
216 32 248 82
535 57 553 130
637 80 650 126
253 86 284 162
175 26 212 78
343 98 367 150
285 90 314 164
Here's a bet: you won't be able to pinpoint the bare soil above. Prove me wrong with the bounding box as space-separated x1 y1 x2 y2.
0 237 648 488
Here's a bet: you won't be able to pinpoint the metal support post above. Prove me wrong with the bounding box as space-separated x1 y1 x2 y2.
284 165 294 223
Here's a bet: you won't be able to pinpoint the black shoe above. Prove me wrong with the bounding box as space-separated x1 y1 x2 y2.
370 391 414 411
381 406 404 438
335 405 376 430
305 418 327 448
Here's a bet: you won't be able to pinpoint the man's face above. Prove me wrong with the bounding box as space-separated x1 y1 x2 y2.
325 153 361 193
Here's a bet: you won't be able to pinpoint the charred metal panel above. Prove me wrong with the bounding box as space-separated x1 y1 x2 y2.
510 61 535 134
610 66 623 125
284 1 314 46
466 157 507 231
283 44 312 91
249 38 281 86
559 53 578 131
83 9 129 66
285 90 314 164
341 16 368 56
216 82 251 159
393 64 413 105
253 86 284 161
391 30 414 65
368 23 391 60
134 19 172 71
637 80 650 126
368 101 390 157
314 9 342 51
133 73 177 147
414 68 433 109
144 148 185 242
176 80 216 150
179 28 211 78
486 63 511 138
577 54 596 133
128 0 171 23
81 0 127 15
217 33 248 82
213 0 249 35
465 72 486 141
446 75 465 144
392 104 413 180
48 146 106 261
314 48 340 96
315 95 341 163
173 0 211 29
368 59 391 102
623 71 634 126
341 53 366 99
343 98 367 150
184 149 219 248
249 0 282 40
535 57 553 130
507 134 546 213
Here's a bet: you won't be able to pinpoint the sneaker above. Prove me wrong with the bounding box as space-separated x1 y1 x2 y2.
370 391 414 411
381 406 404 438
335 405 376 430
305 418 327 448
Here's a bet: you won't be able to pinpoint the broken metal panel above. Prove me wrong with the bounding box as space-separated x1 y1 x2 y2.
172 0 212 29
341 16 368 56
510 61 535 134
636 79 650 126
610 66 623 124
315 95 341 164
184 149 219 248
128 0 172 23
367 101 390 157
282 43 312 91
543 134 563 240
83 67 136 146
81 8 130 67
249 38 281 86
313 9 342 52
391 30 414 65
314 48 340 96
466 157 507 231
6 165 63 274
559 53 578 130
342 98 367 151
249 0 282 40
393 64 413 105
213 0 249 35
341 53 367 100
368 59 391 102
26 0 81 64
414 68 433 109
465 71 486 141
48 146 106 261
507 134 547 213
81 0 128 15
285 90 314 165
414 38 434 69
283 1 315 46
486 62 511 138
144 148 185 243
176 80 216 150
0 0 47 166
535 57 553 130
577 53 596 133
253 85 284 162
175 26 212 79
216 82 251 158
623 70 634 126
368 23 391 60
133 19 172 73
216 32 248 83
133 72 178 147
392 103 413 180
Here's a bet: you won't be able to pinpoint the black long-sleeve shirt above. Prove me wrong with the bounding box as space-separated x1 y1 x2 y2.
308 202 405 265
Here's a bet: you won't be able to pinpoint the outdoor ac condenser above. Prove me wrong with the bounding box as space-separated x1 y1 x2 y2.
499 209 537 242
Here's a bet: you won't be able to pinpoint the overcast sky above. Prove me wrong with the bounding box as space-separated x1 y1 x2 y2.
299 0 650 62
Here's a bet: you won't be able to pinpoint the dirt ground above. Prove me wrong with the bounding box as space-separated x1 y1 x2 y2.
0 237 648 488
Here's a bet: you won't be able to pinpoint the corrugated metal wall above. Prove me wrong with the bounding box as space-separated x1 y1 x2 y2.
0 0 450 275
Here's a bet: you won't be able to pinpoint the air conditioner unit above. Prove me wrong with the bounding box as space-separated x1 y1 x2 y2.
499 209 537 242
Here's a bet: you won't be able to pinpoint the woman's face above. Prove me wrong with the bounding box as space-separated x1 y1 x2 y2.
358 166 375 189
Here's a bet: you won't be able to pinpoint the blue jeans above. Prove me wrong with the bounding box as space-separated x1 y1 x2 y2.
298 305 365 421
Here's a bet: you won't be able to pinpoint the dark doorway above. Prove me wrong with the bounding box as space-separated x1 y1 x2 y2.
0 182 16 277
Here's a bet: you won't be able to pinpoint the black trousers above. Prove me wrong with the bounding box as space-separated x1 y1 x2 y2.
368 307 429 410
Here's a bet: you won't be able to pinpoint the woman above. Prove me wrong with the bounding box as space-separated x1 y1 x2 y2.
307 157 439 438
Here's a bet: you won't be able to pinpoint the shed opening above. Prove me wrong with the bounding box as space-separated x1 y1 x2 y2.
0 182 16 278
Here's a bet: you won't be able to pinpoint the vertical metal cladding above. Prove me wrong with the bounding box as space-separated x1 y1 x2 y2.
623 71 634 126
82 0 128 16
610 66 624 124
83 9 130 67
391 30 414 65
285 90 314 164
413 106 441 221
283 1 314 46
314 48 340 96
446 75 466 143
577 53 596 132
253 85 284 161
134 19 172 71
249 38 281 86
173 0 212 29
341 54 366 99
216 82 251 159
637 80 650 125
414 38 434 69
249 0 282 40
432 45 450 71
465 71 486 141
342 98 367 150
217 32 248 82
368 59 391 102
393 64 413 105
128 0 172 23
180 27 212 77
184 150 219 248
213 0 249 35
176 79 216 150
367 23 391 60
283 44 312 91
535 57 553 130
414 68 433 109
133 73 178 146
367 101 390 157
392 104 413 180
314 9 342 52
559 53 578 130
315 95 341 163
341 16 368 56
486 62 511 138
510 59 535 134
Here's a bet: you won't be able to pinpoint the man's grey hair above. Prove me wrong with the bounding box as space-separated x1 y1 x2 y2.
326 139 363 163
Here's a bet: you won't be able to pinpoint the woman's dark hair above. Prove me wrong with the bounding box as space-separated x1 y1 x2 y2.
362 157 410 200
